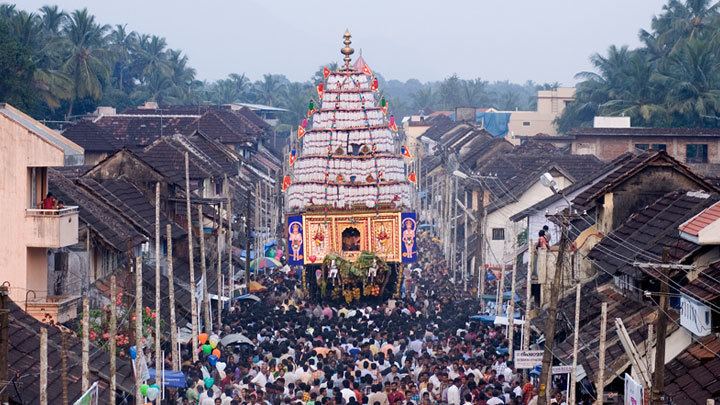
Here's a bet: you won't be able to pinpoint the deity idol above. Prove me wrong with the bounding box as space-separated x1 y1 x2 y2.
402 218 416 259
289 223 303 261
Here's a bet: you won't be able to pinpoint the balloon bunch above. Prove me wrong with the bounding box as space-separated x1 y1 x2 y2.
140 383 160 401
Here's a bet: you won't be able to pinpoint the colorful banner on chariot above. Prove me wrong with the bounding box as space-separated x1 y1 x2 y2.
401 212 418 263
287 215 304 265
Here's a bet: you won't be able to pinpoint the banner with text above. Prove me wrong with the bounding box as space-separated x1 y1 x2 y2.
514 350 544 369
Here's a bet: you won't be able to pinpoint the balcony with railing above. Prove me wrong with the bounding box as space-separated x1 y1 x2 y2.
24 293 79 323
25 206 80 248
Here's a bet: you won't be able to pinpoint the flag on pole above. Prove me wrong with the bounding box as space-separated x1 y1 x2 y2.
282 175 291 192
388 115 398 132
408 172 417 184
401 145 413 158
323 66 331 79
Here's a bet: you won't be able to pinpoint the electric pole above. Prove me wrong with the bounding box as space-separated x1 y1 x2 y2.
651 248 671 405
0 284 8 405
537 214 570 405
245 187 252 291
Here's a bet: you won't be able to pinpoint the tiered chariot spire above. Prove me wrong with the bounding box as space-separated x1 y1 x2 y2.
285 30 415 212
285 32 417 304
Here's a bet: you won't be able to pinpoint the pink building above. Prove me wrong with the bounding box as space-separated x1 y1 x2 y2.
0 104 84 322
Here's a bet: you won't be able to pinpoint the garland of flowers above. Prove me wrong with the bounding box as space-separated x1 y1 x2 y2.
319 251 389 303
76 290 160 358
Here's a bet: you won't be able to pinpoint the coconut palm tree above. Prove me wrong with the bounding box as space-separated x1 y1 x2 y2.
107 24 138 92
137 35 171 81
39 5 66 34
656 36 720 126
62 8 110 117
410 87 435 114
598 52 669 125
252 74 287 106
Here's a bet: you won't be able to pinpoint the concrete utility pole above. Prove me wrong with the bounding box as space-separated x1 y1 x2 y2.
0 284 9 404
596 302 608 405
569 283 582 405
39 327 47 405
166 224 179 371
61 331 69 405
651 249 671 405
109 275 117 405
537 214 569 405
153 182 162 391
198 205 211 333
217 202 223 330
185 152 198 362
245 188 252 291
507 246 518 360
463 191 469 291
82 295 89 392
524 238 534 351
134 256 144 403
227 196 233 301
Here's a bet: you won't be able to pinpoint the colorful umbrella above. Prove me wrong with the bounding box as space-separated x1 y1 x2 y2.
250 257 281 271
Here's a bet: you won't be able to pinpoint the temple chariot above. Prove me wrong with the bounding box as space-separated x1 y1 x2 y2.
284 31 418 303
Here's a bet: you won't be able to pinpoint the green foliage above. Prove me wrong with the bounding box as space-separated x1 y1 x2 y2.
559 0 720 129
0 19 35 110
0 3 547 125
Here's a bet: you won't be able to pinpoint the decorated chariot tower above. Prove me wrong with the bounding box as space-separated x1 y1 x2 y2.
284 31 418 302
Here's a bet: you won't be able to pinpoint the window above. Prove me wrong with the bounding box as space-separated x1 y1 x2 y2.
686 144 708 163
491 228 505 240
28 167 48 208
522 121 531 127
651 143 667 151
634 143 649 151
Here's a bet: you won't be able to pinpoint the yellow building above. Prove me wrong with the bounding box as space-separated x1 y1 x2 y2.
0 104 84 321
506 87 575 144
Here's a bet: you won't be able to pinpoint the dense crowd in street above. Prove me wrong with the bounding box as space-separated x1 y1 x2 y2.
170 233 564 405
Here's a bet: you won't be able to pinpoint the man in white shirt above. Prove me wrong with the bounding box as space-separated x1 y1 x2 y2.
446 378 462 405
340 380 357 403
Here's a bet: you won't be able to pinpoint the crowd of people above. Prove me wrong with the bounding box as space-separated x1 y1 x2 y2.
170 233 569 405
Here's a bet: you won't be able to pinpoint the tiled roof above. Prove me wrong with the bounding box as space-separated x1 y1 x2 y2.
682 261 720 302
186 109 264 144
664 335 720 404
510 153 638 222
48 170 147 251
569 127 720 138
93 115 196 146
679 200 720 237
420 115 461 141
459 137 513 171
549 280 679 386
477 151 604 213
184 133 242 176
139 137 216 184
234 106 272 132
587 191 718 277
6 299 134 404
122 104 269 138
573 151 717 208
77 178 186 239
61 120 121 152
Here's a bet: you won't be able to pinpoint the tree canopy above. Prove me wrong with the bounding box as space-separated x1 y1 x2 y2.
558 0 720 131
1 4 555 126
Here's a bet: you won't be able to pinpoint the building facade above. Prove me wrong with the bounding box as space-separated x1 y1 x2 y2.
0 104 84 320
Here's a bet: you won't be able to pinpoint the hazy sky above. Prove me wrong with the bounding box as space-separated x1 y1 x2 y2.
20 0 668 85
